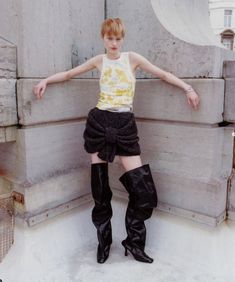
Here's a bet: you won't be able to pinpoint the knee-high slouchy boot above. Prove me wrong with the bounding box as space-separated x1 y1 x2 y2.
91 163 113 263
119 164 158 263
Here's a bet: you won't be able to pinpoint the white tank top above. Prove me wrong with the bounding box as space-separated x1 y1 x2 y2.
96 52 136 112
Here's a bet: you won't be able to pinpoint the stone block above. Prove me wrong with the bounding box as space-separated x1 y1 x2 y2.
228 172 235 221
24 122 89 184
223 61 235 78
0 126 17 143
12 167 90 216
134 79 224 124
0 130 26 182
109 122 233 221
0 0 104 78
224 78 235 123
18 78 224 126
5 126 17 142
137 122 232 180
0 121 89 184
0 79 17 126
0 38 16 79
17 79 99 125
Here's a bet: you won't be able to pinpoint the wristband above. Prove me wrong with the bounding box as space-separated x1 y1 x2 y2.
185 85 194 94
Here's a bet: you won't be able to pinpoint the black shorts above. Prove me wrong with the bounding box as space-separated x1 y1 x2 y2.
83 107 141 162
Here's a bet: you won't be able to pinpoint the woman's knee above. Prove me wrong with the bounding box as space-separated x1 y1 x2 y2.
119 155 142 172
91 152 107 164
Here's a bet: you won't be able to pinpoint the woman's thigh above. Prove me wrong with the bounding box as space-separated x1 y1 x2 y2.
119 155 142 172
91 152 107 164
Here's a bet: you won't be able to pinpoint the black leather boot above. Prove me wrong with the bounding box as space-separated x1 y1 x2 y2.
119 164 158 263
91 163 113 263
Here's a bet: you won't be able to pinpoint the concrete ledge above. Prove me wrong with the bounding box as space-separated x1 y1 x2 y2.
113 172 227 224
113 189 226 227
18 78 224 125
134 79 224 124
24 194 92 227
13 167 91 216
17 79 99 125
0 166 92 225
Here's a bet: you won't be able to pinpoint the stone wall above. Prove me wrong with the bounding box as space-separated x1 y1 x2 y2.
0 0 234 226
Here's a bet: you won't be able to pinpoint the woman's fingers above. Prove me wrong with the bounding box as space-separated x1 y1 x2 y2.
33 82 46 100
192 96 200 110
187 97 191 107
187 92 200 110
39 87 44 99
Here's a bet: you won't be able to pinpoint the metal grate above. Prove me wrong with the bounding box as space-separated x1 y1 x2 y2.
0 193 14 263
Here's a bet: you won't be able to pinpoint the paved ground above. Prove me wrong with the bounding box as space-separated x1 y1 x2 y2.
1 199 235 282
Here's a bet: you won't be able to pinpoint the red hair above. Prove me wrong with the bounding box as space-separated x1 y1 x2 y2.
100 18 125 38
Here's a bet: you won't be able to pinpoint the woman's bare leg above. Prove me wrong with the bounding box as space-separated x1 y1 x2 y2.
119 155 142 171
91 152 108 164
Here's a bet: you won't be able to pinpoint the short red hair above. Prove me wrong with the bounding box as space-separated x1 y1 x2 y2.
100 18 125 38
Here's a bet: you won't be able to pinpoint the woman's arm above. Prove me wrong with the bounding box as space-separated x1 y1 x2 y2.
130 52 200 110
33 55 101 99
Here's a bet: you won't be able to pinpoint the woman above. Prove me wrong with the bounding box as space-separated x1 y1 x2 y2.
33 18 200 264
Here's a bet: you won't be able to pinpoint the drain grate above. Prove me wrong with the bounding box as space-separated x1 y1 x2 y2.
0 193 14 263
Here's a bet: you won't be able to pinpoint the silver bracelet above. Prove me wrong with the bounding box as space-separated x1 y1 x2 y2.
185 86 194 94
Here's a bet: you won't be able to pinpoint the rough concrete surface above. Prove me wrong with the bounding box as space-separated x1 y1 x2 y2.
1 200 235 282
18 78 224 126
0 79 17 126
17 79 99 125
107 0 235 78
0 38 16 79
0 0 104 78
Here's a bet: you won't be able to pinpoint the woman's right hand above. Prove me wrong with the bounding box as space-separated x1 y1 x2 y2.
33 79 47 100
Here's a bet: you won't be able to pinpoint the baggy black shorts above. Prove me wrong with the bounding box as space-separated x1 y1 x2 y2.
83 107 141 162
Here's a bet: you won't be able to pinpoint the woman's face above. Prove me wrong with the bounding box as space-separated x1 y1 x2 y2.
103 33 124 55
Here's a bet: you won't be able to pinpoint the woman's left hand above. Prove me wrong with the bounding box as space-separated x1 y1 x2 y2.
186 90 200 110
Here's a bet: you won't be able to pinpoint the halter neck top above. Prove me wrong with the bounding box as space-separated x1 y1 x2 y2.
96 52 136 112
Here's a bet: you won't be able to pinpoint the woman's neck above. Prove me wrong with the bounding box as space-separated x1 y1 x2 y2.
106 51 121 60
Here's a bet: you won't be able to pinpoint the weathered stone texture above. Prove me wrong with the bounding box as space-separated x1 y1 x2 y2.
0 38 16 79
17 79 99 125
107 0 235 78
0 0 105 78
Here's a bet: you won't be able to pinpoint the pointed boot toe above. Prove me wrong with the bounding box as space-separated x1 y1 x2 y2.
97 244 111 263
122 240 154 263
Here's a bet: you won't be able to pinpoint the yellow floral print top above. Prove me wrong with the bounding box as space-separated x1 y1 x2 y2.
96 52 136 112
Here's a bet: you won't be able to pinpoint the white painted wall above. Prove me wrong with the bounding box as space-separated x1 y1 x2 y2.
209 0 235 50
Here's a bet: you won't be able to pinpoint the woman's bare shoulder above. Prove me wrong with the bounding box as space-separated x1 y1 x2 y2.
90 54 105 71
128 51 145 69
129 51 145 61
91 54 104 63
